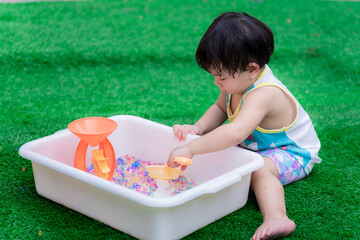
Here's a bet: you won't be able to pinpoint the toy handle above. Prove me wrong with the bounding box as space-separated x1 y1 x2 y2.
174 157 192 165
174 157 192 171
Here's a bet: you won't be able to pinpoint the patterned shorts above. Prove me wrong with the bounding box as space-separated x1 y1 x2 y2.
258 148 307 185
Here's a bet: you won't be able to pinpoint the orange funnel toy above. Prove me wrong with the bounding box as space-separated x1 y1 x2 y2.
68 117 117 180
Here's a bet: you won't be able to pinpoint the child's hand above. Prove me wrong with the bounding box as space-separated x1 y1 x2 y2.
173 124 202 141
167 145 193 171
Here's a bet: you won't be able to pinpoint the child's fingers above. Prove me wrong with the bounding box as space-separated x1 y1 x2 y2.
174 126 185 140
180 165 187 171
178 129 186 141
172 124 180 131
167 156 181 168
180 130 188 141
172 124 197 141
172 125 182 140
172 125 180 134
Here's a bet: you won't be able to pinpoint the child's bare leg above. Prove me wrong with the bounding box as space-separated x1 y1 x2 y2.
250 156 296 240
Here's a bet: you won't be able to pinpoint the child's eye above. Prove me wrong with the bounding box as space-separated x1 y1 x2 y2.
220 78 226 81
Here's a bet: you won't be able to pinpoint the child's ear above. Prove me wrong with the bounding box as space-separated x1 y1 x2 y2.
247 62 260 80
247 62 260 73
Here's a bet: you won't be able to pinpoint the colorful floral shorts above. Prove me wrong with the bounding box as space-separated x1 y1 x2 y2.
258 148 307 185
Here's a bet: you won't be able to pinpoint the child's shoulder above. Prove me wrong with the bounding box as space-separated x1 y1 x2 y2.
247 83 283 101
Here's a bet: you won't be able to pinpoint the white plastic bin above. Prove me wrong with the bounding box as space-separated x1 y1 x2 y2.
19 115 263 240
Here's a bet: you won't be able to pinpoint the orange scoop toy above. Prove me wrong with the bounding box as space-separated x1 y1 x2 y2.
68 117 117 180
146 157 192 180
174 157 192 165
145 165 181 180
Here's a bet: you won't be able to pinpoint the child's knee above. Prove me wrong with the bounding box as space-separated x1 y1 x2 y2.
259 156 279 177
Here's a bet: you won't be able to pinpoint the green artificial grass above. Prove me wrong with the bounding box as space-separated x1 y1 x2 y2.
1 0 359 239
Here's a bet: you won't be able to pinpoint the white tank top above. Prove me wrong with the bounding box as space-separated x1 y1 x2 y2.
226 65 321 174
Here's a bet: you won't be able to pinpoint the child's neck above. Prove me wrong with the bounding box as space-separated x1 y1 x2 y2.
255 66 266 82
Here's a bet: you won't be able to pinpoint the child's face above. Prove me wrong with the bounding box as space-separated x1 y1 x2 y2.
209 68 254 95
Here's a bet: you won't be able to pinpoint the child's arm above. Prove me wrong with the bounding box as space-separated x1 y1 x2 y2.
173 91 228 141
167 88 273 167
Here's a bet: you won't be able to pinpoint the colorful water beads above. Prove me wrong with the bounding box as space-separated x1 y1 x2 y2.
87 155 198 197
166 176 197 196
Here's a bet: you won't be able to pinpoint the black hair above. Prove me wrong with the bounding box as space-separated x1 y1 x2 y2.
196 12 274 75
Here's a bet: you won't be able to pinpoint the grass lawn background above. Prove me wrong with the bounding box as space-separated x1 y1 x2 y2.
0 0 359 239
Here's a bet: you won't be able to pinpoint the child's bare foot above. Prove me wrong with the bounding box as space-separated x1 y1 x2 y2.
250 215 296 240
